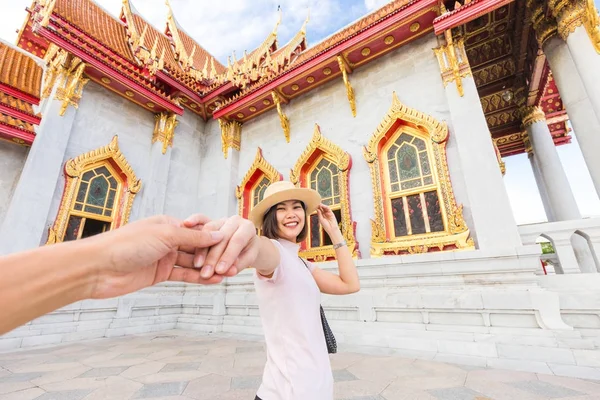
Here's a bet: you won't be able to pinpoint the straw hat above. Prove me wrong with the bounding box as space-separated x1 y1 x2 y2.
248 181 321 228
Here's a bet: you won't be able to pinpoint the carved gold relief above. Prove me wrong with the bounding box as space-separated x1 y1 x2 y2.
271 91 290 143
362 92 473 256
152 112 178 154
492 138 506 175
336 56 356 117
41 44 67 99
520 105 546 128
434 31 472 97
473 58 515 86
54 57 89 116
219 118 242 159
290 124 358 261
46 136 141 244
236 148 283 217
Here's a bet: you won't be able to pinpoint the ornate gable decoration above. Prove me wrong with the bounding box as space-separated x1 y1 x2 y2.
47 135 141 244
236 148 283 217
363 93 473 256
290 124 358 261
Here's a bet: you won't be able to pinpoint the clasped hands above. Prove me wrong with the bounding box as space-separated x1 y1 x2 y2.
86 204 340 300
85 213 258 300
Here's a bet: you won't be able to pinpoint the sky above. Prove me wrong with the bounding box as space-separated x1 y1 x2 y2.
0 0 598 225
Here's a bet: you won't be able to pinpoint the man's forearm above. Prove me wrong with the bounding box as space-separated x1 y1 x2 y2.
0 240 98 334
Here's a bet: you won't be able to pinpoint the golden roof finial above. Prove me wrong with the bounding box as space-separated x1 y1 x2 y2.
150 37 158 59
139 25 148 48
210 57 217 79
202 57 209 77
165 0 174 18
301 9 310 34
188 45 196 68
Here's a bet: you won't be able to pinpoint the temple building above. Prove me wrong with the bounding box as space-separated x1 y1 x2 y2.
1 0 599 377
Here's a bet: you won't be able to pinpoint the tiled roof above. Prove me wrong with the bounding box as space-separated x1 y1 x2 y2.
0 112 35 133
0 41 43 98
54 0 135 63
175 23 226 75
218 0 416 108
295 0 415 65
0 91 37 116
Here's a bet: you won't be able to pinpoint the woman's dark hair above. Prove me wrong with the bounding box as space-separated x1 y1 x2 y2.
261 201 308 242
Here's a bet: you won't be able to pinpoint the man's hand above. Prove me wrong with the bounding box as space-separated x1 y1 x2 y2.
85 215 233 299
183 214 260 279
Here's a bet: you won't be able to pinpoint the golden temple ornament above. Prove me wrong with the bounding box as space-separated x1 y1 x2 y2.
363 92 473 256
337 56 357 117
290 124 358 261
54 58 89 116
46 136 141 244
219 118 242 159
153 112 178 154
271 91 290 142
236 148 283 216
433 30 471 97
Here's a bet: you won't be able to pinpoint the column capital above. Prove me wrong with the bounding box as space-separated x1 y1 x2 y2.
152 112 178 154
433 31 471 97
526 0 559 47
523 133 534 155
218 118 242 159
520 106 546 128
549 0 587 40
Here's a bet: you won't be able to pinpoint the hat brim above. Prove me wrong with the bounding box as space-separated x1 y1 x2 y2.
248 187 321 228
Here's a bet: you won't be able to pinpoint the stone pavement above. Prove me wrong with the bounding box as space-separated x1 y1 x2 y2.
0 331 599 400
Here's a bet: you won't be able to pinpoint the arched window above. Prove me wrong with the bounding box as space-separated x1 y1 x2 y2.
237 148 283 218
363 93 473 256
47 136 141 244
291 124 358 262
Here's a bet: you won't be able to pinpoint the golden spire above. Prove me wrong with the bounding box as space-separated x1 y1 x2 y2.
139 25 148 48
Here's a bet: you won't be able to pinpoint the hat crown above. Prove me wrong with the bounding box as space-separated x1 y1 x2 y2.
263 180 296 198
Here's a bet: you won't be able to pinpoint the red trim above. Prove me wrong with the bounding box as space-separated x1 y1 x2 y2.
39 28 184 116
0 103 41 125
157 71 203 104
433 0 514 35
214 0 437 119
203 82 234 102
0 123 35 145
0 83 40 106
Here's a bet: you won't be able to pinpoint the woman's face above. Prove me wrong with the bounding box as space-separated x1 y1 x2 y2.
275 200 305 242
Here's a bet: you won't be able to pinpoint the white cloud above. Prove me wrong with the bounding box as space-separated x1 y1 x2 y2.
364 0 391 11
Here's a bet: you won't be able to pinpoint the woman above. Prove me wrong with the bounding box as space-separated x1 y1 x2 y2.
186 181 360 399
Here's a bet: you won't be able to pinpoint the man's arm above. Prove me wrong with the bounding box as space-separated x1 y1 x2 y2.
0 215 226 335
0 239 98 334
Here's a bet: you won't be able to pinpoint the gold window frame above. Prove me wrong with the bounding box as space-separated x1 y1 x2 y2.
290 124 358 262
363 93 473 256
236 147 283 218
46 136 141 244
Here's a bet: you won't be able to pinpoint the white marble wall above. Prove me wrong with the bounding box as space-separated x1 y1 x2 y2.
0 141 28 223
164 110 207 220
44 81 155 232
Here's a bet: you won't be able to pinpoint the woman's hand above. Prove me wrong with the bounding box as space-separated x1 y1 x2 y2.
183 214 260 279
317 204 342 237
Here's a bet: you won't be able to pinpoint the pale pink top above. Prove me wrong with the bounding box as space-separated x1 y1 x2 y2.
253 239 334 400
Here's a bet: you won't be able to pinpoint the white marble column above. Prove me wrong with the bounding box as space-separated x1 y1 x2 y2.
549 1 600 124
0 85 78 254
543 37 600 199
527 150 555 221
212 121 241 219
522 106 580 221
135 113 177 220
437 39 522 250
137 140 172 219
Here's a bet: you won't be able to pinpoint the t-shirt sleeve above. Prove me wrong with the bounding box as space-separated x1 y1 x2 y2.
254 239 285 283
305 259 316 272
